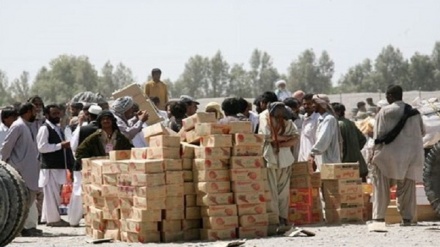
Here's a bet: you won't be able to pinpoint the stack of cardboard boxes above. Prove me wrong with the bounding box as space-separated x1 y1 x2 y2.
288 162 323 225
321 163 364 224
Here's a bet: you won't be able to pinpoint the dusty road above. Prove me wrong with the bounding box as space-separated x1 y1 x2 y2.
9 220 440 247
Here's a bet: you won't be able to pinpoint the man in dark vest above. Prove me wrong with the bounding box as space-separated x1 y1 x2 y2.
37 104 74 227
71 104 102 153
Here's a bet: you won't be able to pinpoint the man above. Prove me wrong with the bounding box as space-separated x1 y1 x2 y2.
292 90 305 102
71 104 102 153
356 101 368 120
0 107 18 158
308 94 341 171
371 85 424 226
150 96 169 123
298 94 320 162
332 103 368 181
250 96 263 133
144 68 169 110
284 97 304 161
274 80 291 101
64 102 84 141
236 97 250 121
180 95 199 117
37 104 75 227
69 102 83 118
219 97 241 124
1 103 42 236
111 96 149 140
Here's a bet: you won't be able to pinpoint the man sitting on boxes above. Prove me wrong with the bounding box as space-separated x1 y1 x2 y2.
110 96 149 140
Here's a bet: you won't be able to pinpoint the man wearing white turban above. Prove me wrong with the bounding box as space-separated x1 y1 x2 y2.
110 96 149 140
274 80 292 101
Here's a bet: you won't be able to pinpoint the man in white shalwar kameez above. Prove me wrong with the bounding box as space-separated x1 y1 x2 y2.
298 94 320 162
370 85 424 226
37 104 74 227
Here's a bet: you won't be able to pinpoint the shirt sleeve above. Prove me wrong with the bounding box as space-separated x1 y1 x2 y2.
117 118 144 140
144 83 150 96
311 117 337 155
70 127 80 153
1 125 20 162
37 125 62 153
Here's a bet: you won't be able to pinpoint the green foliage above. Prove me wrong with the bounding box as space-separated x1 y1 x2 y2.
248 49 280 96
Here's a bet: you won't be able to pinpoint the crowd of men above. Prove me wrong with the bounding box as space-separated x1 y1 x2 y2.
0 67 425 237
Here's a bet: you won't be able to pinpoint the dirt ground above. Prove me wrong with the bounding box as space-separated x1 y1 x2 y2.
9 219 440 247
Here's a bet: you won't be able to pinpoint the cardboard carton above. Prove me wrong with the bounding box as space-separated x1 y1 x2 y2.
288 205 312 225
195 123 230 136
163 208 185 220
133 196 166 210
143 123 171 138
185 194 197 207
228 121 252 134
128 159 164 174
131 173 165 187
230 168 262 181
261 168 267 181
322 179 363 195
161 231 184 243
237 203 266 216
159 220 182 232
102 208 120 220
91 197 105 208
197 193 234 206
147 147 181 159
130 148 148 160
311 172 321 188
81 170 91 184
238 214 269 227
200 135 233 148
133 185 167 199
131 208 162 222
181 143 196 159
91 173 103 185
289 188 319 206
290 174 313 188
324 193 364 209
231 181 265 193
311 209 324 223
194 147 231 159
185 130 202 144
112 83 142 98
109 150 131 161
148 135 181 148
184 182 195 195
92 229 104 239
291 162 313 176
119 208 132 220
102 174 118 185
325 207 364 224
233 133 265 146
185 207 202 219
164 159 183 171
232 146 263 156
117 174 132 187
200 228 237 241
120 230 161 243
234 192 266 205
183 229 200 241
165 171 184 184
182 112 217 131
201 204 237 217
320 163 360 180
230 156 264 169
100 161 129 174
182 219 202 230
182 158 193 170
202 216 239 229
238 226 268 239
193 158 229 170
117 186 135 199
101 185 119 197
119 197 133 210
92 220 120 231
120 219 158 233
197 182 231 194
194 169 230 182
167 183 185 197
183 170 193 182
92 159 121 177
166 196 184 209
89 184 103 197
103 197 119 211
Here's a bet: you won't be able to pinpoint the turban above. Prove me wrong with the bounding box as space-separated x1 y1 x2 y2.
275 80 287 87
205 102 224 120
312 94 330 109
111 96 134 115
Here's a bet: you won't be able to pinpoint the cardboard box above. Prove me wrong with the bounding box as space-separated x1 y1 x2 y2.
89 184 103 197
133 196 166 210
91 220 120 231
193 158 229 170
112 83 143 98
128 159 164 174
289 188 319 206
182 219 202 230
119 197 133 210
131 208 162 222
290 174 312 188
185 207 202 219
161 231 184 243
148 135 181 148
194 147 231 159
197 182 231 194
185 130 201 144
182 158 192 170
200 135 232 148
183 170 193 182
147 147 181 159
92 229 104 239
237 203 266 216
183 229 200 241
195 123 230 136
166 196 184 209
101 185 119 197
291 162 313 176
134 185 167 199
288 206 312 225
163 159 183 171
182 112 217 131
81 170 91 184
118 186 135 199
228 121 252 134
200 228 237 241
230 156 264 169
322 179 363 195
117 174 132 186
135 98 164 126
120 230 161 243
194 169 230 182
311 172 321 188
91 196 105 208
167 183 185 197
181 143 196 159
143 123 171 138
120 219 158 233
109 150 131 161
102 174 118 185
119 208 132 220
239 214 269 227
103 197 119 210
320 163 359 180
202 216 239 229
102 208 120 220
230 168 262 181
324 193 364 209
311 209 324 223
197 193 234 206
159 220 182 232
232 181 265 193
91 173 103 185
165 171 184 184
232 146 263 156
201 204 237 217
131 173 165 187
325 207 364 224
238 226 268 238
100 161 129 175
163 208 185 220
131 148 148 160
233 133 265 146
184 182 195 195
234 192 266 205
185 194 197 207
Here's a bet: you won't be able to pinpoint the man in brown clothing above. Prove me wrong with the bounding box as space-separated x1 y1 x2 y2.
144 68 168 110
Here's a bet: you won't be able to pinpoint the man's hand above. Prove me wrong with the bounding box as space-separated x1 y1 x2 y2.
139 111 149 123
308 154 317 173
61 141 71 149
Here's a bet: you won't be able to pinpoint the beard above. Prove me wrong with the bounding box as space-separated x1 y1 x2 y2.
48 117 60 124
29 115 36 123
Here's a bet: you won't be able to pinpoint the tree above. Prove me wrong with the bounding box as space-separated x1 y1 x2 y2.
431 42 440 88
227 64 253 97
372 45 410 91
338 59 374 92
97 61 115 97
10 71 31 103
248 49 280 96
176 55 209 98
113 63 135 89
409 53 436 90
0 70 13 105
206 51 230 97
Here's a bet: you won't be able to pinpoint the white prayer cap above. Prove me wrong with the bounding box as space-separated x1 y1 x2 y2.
275 80 287 87
88 104 103 116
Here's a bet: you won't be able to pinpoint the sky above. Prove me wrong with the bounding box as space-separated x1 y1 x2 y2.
1 0 440 85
